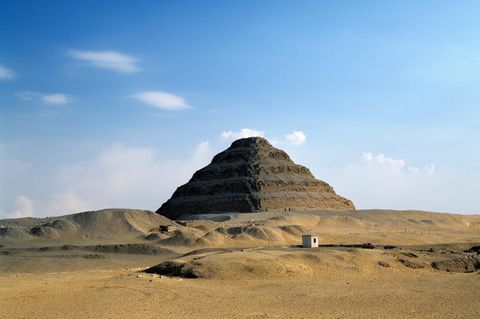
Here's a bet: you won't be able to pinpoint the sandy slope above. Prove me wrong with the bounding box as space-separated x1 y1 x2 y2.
1 208 479 318
2 209 479 248
0 268 479 319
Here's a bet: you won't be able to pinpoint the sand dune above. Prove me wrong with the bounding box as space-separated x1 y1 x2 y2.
0 209 174 245
146 245 480 280
2 208 479 250
1 208 479 318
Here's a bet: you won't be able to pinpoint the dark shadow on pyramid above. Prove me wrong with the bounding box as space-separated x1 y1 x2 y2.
157 137 355 219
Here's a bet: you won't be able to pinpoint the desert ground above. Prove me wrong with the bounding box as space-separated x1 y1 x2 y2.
1 209 479 318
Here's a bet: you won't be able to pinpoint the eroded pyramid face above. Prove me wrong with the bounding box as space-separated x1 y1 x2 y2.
157 137 355 219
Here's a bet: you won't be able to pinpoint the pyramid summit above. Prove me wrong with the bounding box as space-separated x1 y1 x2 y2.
157 137 355 219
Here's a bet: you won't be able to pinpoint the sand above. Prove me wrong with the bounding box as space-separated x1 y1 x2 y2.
1 267 479 318
1 208 479 318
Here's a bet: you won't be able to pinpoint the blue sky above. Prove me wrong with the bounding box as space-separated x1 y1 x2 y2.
1 1 479 217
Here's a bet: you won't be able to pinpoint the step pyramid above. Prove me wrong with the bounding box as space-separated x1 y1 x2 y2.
157 137 355 219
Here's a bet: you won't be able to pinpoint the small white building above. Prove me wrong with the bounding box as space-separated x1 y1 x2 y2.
302 235 319 248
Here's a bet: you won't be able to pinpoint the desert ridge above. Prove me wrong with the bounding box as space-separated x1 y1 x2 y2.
1 208 479 249
1 207 480 318
1 207 479 281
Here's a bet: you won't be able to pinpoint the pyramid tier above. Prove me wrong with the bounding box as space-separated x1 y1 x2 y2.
157 137 355 219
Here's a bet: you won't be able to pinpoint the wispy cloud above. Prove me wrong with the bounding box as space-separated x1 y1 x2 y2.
17 91 71 105
45 142 212 216
10 195 34 218
221 128 265 140
0 64 15 80
361 152 405 173
1 141 215 217
333 152 442 211
131 91 189 111
220 128 307 147
68 50 140 73
41 94 70 105
284 131 306 145
360 152 435 176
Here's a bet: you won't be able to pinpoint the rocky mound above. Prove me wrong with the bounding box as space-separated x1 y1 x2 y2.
145 246 480 280
157 137 354 219
0 209 174 242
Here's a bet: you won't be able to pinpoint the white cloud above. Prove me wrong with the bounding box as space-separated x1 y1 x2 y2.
0 141 215 218
407 164 436 176
425 164 436 176
194 141 211 159
17 91 71 105
362 152 405 173
0 157 33 218
220 129 307 148
360 152 434 176
407 166 420 174
41 94 70 105
48 191 90 214
10 196 34 218
68 50 140 73
132 91 189 111
331 152 443 211
221 128 265 140
41 141 213 215
0 64 15 80
284 131 306 145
